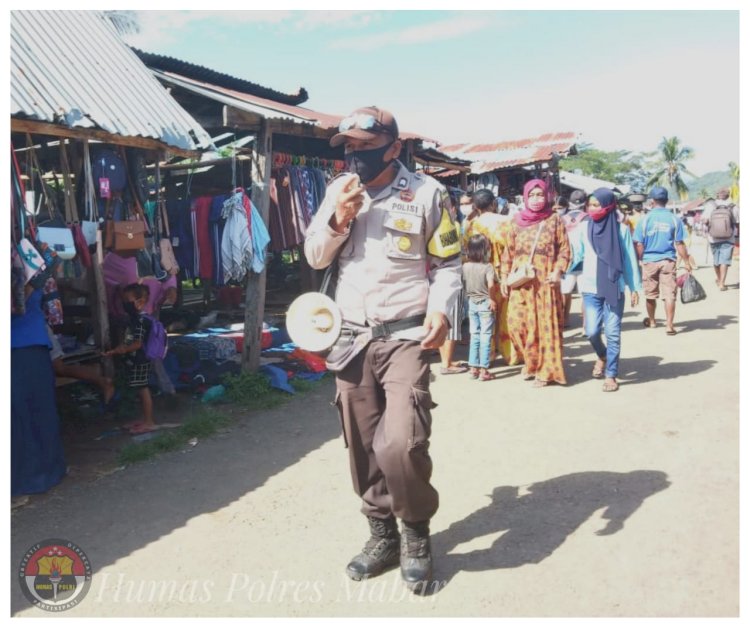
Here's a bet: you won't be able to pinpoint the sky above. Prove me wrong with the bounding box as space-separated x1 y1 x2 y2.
118 7 741 177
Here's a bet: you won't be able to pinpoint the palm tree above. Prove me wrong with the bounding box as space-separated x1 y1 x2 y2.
646 136 696 201
728 161 740 203
698 188 711 200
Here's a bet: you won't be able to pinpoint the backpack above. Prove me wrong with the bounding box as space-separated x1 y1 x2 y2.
142 314 168 361
708 204 735 240
91 148 127 197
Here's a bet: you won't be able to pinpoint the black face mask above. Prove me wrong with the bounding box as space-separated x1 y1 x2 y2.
123 301 138 316
345 142 394 184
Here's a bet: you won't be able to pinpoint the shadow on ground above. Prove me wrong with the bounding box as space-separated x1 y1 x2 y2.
425 470 670 593
11 377 341 614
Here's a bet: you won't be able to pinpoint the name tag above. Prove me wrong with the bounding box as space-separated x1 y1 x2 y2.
387 199 423 216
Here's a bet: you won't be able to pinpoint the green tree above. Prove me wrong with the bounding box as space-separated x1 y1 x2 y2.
698 188 711 200
559 144 651 192
646 136 696 201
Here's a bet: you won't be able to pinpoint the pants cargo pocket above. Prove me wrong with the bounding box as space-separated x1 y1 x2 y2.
408 387 437 451
331 390 349 448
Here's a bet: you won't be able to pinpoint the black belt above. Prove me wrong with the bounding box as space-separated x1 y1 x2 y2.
367 314 425 339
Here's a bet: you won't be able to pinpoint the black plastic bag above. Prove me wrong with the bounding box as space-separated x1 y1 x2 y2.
680 274 707 304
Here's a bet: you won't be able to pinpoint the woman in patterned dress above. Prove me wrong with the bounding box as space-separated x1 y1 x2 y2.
463 189 519 366
500 179 571 387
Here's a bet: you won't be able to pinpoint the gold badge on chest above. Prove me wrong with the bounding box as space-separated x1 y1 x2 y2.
397 236 412 252
394 217 413 232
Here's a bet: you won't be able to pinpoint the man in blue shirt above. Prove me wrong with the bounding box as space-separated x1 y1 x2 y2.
633 187 693 335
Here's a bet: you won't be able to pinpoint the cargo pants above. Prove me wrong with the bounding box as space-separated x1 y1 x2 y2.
334 338 438 523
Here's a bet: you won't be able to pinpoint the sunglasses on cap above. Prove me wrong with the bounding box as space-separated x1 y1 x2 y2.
338 113 392 135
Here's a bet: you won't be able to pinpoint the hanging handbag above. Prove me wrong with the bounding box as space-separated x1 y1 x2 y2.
59 141 92 268
36 226 76 260
81 140 100 246
24 134 77 257
113 219 147 252
506 222 544 289
158 199 180 275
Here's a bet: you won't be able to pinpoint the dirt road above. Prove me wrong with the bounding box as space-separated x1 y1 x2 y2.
11 250 739 617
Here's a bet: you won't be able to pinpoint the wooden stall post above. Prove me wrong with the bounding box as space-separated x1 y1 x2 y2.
241 121 272 371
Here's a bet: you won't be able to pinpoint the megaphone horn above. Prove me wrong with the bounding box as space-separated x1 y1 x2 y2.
286 292 342 353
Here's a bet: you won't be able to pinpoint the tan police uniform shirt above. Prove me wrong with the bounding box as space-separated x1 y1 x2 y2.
304 161 461 341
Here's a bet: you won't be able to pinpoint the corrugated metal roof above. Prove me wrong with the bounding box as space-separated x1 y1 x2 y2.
134 49 309 106
558 170 626 195
153 69 432 141
10 10 213 151
440 133 577 174
155 70 342 128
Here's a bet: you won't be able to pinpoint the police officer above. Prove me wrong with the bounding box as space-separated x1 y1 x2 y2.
304 106 461 591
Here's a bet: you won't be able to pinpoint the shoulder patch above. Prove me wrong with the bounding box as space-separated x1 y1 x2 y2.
428 206 461 258
326 172 355 190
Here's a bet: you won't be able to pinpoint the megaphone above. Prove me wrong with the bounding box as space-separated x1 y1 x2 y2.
286 292 342 353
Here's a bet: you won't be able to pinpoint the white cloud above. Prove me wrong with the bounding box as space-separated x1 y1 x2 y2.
293 11 377 31
329 14 494 51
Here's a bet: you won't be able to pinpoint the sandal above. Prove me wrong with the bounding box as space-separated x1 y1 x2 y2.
642 317 656 328
440 365 468 375
128 422 159 435
479 370 494 381
469 367 479 380
666 328 677 336
592 362 605 379
520 367 534 381
532 379 549 388
602 380 619 392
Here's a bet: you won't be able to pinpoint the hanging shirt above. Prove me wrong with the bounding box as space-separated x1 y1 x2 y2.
221 191 254 283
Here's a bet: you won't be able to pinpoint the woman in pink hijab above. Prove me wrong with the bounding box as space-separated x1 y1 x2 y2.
500 179 571 386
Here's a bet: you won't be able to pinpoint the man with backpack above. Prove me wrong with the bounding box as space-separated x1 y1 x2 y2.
701 188 739 291
633 187 693 335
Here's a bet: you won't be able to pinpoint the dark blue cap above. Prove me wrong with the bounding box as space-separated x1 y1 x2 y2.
648 186 669 201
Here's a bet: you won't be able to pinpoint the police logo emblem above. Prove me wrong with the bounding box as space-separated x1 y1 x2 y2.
18 539 92 612
397 177 408 189
397 236 412 252
394 218 413 231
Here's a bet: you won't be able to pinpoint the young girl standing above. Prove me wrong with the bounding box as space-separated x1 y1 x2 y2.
463 234 497 381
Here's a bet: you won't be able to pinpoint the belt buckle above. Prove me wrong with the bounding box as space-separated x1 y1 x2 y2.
371 321 391 339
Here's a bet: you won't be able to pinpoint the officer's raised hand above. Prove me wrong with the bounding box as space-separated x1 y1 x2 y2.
420 312 450 349
330 174 364 234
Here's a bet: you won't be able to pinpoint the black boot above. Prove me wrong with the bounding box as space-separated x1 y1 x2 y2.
400 520 433 591
346 515 401 581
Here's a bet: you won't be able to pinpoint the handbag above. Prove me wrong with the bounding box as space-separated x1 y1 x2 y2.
81 140 100 246
60 141 93 268
113 220 147 251
158 199 180 275
37 226 76 260
506 222 544 289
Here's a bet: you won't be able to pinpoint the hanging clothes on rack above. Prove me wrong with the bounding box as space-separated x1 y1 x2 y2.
218 188 271 282
268 165 328 253
221 190 254 283
209 194 229 287
192 196 214 281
